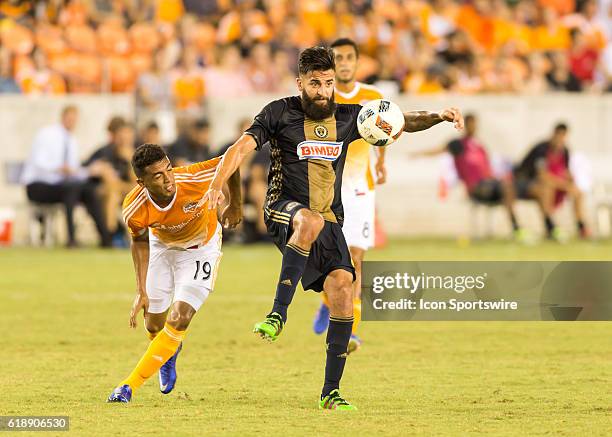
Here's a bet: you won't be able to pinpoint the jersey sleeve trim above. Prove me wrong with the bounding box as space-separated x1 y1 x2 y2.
174 156 222 175
122 187 147 233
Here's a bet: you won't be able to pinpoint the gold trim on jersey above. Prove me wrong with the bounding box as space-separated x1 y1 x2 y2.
304 116 337 223
267 139 282 204
268 217 290 225
264 207 291 224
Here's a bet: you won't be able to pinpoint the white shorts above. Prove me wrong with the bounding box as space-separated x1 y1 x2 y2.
341 184 375 251
146 223 223 314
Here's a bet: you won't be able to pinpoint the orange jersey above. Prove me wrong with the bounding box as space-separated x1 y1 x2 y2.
335 82 384 190
122 157 221 249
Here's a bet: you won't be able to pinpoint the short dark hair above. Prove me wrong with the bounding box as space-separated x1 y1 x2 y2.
193 118 210 130
554 122 568 134
145 120 159 131
464 113 476 123
61 105 78 117
330 38 359 58
107 116 126 134
131 143 167 178
298 46 335 76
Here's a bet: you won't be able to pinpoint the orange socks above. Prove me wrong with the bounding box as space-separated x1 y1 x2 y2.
121 323 185 390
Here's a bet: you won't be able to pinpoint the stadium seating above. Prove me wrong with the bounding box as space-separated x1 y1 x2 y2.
0 0 608 98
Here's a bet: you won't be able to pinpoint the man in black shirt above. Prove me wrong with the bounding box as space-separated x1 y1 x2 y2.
515 123 588 239
85 117 136 183
85 116 136 237
165 118 212 166
204 47 463 410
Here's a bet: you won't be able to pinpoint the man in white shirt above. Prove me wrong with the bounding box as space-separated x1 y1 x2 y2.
21 105 111 247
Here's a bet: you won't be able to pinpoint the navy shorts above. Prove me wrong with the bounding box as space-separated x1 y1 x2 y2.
470 178 504 204
264 199 355 292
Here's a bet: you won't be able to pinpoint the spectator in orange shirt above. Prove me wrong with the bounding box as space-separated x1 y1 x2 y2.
532 7 571 51
0 0 33 21
18 48 66 95
169 46 205 112
455 0 493 50
58 0 89 27
155 0 184 24
538 0 575 16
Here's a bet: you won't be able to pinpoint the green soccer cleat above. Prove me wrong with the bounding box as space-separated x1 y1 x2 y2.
253 312 284 342
549 227 568 244
319 389 357 411
513 228 535 245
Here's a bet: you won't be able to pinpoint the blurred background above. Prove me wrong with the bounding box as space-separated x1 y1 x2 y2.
1 0 611 247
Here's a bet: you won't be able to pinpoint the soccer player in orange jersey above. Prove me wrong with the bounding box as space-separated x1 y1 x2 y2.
312 38 386 353
107 144 241 403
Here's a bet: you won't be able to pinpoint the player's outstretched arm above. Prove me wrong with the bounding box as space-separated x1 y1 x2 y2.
204 134 257 210
129 232 149 328
403 107 464 132
220 167 243 229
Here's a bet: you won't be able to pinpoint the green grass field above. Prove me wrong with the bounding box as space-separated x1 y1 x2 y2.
1 239 611 436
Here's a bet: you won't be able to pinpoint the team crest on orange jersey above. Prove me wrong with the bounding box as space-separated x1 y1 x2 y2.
183 201 199 213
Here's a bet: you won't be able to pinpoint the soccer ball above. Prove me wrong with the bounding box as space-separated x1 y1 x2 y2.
357 99 405 146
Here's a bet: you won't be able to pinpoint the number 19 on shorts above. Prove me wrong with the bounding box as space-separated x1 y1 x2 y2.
193 260 212 280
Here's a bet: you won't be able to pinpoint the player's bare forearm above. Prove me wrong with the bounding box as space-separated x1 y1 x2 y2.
374 145 387 184
227 167 242 209
206 134 256 210
403 111 443 132
403 107 464 132
220 167 243 228
211 135 256 190
130 234 149 295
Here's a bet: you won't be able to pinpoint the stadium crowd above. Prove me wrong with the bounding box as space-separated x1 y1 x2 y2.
0 0 611 107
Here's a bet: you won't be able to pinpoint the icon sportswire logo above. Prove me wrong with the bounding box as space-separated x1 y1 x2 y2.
297 140 343 161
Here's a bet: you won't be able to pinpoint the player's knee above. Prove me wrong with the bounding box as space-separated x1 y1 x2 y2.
166 309 193 331
145 320 163 335
294 212 324 243
144 314 165 334
330 279 354 316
